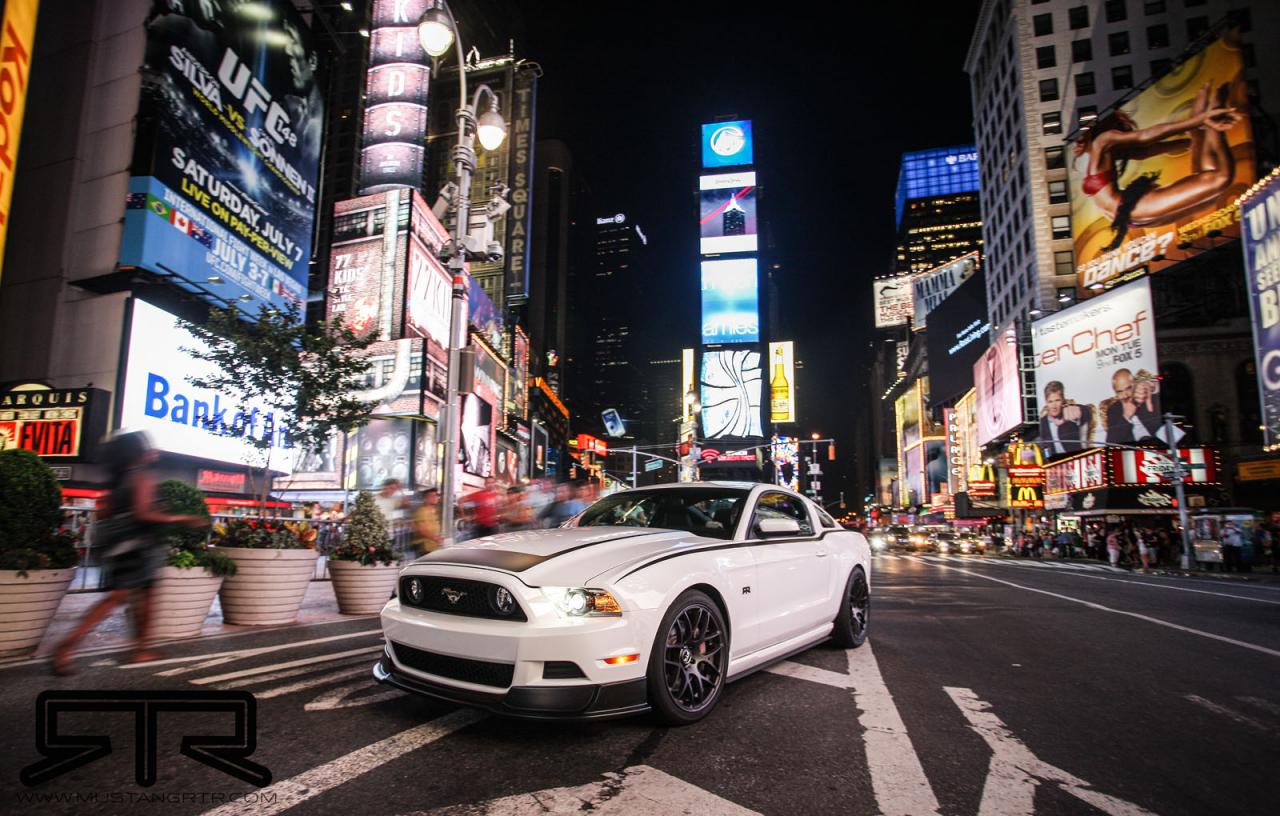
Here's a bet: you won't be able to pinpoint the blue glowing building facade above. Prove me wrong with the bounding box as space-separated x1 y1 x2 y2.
893 146 983 277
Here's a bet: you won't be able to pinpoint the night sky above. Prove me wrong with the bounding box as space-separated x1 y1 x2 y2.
523 3 982 504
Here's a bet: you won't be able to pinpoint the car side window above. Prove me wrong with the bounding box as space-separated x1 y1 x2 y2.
753 492 814 536
815 506 839 529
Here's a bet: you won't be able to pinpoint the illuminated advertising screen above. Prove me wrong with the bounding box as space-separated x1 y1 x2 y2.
873 275 914 328
701 258 759 344
0 0 37 285
119 299 294 472
767 341 795 423
121 0 323 315
924 439 947 501
512 328 530 421
681 348 696 420
326 191 408 337
913 251 979 330
700 349 763 439
701 120 754 168
894 145 979 228
461 394 493 478
772 435 799 491
0 384 105 460
346 417 413 490
699 172 758 254
405 189 452 348
359 0 433 193
924 269 990 404
1069 31 1255 290
973 326 1022 446
1031 279 1161 450
1240 170 1280 448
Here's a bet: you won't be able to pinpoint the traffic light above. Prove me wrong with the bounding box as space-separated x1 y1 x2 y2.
827 443 836 461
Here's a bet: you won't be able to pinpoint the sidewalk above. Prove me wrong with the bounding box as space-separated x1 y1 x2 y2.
24 580 367 661
996 553 1280 585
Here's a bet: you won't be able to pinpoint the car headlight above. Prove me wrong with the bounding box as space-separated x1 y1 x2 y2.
870 537 886 551
542 588 623 617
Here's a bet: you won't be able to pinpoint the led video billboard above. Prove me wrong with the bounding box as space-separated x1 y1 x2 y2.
1069 30 1255 290
768 341 796 423
701 120 754 169
701 258 760 344
1031 279 1161 451
121 0 324 315
359 0 433 193
913 251 979 330
1240 171 1280 448
974 326 1022 446
924 268 990 404
700 172 758 254
701 349 763 439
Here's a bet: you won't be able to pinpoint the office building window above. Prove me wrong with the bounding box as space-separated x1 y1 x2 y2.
1078 106 1098 128
1039 78 1059 102
1034 13 1053 36
1186 16 1209 39
1147 23 1169 49
1045 146 1065 170
1112 64 1134 90
1036 45 1056 68
1051 216 1071 239
1071 39 1092 62
1150 58 1172 78
1048 179 1068 204
1144 0 1165 13
1068 6 1088 29
1042 111 1062 134
1054 250 1074 277
1105 0 1127 23
1108 31 1130 56
1183 0 1205 6
1076 72 1096 96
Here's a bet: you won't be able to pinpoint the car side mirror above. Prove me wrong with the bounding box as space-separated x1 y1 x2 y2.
756 518 801 538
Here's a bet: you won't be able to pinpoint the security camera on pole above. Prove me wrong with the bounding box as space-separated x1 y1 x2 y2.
418 3 509 544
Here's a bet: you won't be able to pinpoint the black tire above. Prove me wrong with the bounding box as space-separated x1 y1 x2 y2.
646 589 728 725
831 566 870 648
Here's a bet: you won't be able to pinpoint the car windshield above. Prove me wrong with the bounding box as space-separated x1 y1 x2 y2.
936 532 956 540
576 488 749 540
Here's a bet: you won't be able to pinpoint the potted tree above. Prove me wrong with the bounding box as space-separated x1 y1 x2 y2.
0 450 80 655
212 517 318 625
150 480 235 639
328 491 400 614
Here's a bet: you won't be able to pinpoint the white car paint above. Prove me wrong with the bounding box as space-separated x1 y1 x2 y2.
375 482 871 718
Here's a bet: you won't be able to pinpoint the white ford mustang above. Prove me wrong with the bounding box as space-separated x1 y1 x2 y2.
373 482 871 723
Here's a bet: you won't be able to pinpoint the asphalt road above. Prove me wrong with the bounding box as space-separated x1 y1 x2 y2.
1 554 1278 815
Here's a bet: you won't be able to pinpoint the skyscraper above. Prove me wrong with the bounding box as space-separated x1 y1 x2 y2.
893 146 983 276
965 0 1278 332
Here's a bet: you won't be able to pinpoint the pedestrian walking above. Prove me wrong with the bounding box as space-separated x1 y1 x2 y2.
52 432 208 675
1221 521 1244 572
1106 528 1123 568
1137 528 1154 571
410 489 443 556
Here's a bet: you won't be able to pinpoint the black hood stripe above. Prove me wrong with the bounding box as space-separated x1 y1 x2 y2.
412 529 672 573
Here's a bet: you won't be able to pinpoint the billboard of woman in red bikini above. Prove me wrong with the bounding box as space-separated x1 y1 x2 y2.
1069 30 1254 291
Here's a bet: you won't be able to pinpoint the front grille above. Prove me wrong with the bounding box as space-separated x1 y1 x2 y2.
543 661 587 680
391 642 515 688
399 575 528 621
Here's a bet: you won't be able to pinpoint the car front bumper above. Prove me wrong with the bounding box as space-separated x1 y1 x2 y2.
372 651 650 719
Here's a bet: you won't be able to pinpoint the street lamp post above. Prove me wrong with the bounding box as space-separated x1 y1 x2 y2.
418 3 507 544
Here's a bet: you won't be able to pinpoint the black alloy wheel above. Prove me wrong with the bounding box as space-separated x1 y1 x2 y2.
647 590 727 725
832 567 870 648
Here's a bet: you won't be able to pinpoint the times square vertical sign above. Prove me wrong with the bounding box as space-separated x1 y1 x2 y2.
1240 169 1280 450
120 0 324 316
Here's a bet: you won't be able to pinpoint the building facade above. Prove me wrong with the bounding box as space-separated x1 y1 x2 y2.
894 146 984 276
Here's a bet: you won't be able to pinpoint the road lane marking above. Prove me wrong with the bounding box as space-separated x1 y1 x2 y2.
764 660 855 689
198 709 486 816
846 644 942 816
303 681 405 711
245 664 373 699
212 654 375 689
118 628 381 675
945 687 1159 816
421 764 759 815
1238 696 1280 717
1037 571 1280 606
905 557 1280 659
1185 695 1272 732
190 647 382 685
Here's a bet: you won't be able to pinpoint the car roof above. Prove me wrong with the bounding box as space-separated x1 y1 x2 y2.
613 481 811 503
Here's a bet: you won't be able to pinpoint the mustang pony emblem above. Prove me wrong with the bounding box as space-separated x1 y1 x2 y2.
441 587 467 604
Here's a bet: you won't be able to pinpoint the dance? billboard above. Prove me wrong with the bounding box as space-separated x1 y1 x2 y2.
1069 30 1255 291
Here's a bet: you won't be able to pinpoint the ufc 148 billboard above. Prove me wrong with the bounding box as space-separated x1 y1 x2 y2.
120 0 324 315
1240 170 1280 448
1031 280 1162 451
1069 31 1254 290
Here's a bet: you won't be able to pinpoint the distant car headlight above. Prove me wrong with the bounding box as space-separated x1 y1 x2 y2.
938 541 949 552
869 536 887 551
543 587 623 617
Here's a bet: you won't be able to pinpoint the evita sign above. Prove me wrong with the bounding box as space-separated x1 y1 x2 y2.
0 383 108 460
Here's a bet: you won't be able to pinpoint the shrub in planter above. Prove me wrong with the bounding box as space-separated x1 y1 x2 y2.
157 480 234 577
213 517 319 625
150 480 232 640
0 450 79 654
328 492 399 614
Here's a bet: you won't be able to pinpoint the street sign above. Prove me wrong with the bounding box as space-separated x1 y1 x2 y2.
645 459 663 472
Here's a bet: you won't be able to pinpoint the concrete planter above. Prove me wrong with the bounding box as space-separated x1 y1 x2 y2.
0 568 76 656
217 547 318 625
328 560 400 615
151 566 223 640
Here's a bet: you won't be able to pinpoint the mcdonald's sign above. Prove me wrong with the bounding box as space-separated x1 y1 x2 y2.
1009 484 1044 509
968 462 996 498
1008 441 1044 466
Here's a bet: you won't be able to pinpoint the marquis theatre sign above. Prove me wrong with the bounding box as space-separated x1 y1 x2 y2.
0 383 108 460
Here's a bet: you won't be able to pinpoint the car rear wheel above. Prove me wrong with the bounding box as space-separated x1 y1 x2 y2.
831 567 869 648
646 590 727 725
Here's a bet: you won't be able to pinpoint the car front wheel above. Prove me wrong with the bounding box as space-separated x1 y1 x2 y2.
831 566 869 648
646 590 727 725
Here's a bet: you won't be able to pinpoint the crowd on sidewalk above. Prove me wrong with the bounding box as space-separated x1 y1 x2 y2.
1006 520 1280 573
